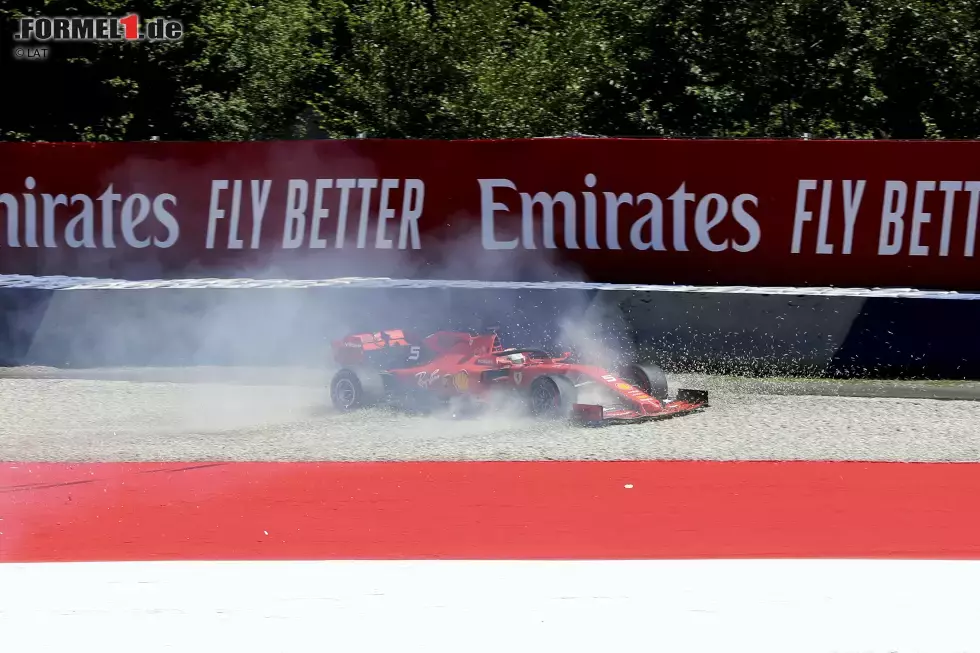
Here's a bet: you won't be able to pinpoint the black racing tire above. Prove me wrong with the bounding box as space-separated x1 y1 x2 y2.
330 369 373 411
527 374 578 419
618 362 669 402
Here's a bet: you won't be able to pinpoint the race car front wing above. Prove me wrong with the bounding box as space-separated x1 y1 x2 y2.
571 388 709 425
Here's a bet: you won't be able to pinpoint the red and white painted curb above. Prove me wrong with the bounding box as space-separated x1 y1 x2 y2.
3 461 980 651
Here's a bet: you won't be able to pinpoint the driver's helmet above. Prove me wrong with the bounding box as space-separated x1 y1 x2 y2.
505 352 526 365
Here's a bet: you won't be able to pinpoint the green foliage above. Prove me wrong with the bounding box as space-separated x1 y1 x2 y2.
180 0 342 140
4 0 980 141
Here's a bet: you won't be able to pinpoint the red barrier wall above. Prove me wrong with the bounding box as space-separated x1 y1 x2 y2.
3 138 980 289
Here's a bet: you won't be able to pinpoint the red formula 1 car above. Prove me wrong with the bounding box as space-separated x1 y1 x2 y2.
328 329 708 424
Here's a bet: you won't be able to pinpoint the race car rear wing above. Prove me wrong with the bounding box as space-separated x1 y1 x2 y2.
331 329 411 366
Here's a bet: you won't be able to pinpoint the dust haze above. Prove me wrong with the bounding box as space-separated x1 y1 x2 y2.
17 186 640 440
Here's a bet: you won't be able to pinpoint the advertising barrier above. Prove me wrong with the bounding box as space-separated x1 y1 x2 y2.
3 138 980 290
4 138 980 378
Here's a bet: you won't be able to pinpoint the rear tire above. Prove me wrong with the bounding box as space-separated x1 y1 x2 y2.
330 369 370 411
619 363 669 402
527 374 578 419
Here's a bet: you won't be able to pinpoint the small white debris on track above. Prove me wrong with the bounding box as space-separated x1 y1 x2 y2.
2 366 980 463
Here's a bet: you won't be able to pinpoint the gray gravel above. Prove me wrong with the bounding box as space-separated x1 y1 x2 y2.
3 367 980 462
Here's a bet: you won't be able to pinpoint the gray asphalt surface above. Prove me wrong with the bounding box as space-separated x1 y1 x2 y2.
3 366 980 462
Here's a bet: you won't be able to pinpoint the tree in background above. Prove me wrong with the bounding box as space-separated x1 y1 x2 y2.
2 0 979 141
308 0 619 138
1 0 338 141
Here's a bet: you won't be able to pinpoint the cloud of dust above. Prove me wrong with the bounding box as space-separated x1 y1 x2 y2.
22 144 641 438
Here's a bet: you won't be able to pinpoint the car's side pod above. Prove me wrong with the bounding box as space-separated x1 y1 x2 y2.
480 369 511 383
676 388 709 405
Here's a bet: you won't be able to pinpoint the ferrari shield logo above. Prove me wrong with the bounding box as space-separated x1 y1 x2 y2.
513 371 523 385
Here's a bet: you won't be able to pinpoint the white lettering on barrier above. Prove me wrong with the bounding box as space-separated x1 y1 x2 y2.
283 179 309 249
841 180 865 255
909 181 936 256
41 189 66 248
155 196 180 247
0 177 179 249
694 193 727 252
250 180 271 249
816 181 833 254
354 178 377 249
98 184 120 248
204 177 425 250
2 176 427 251
583 173 600 249
121 194 151 248
788 176 980 258
630 192 663 251
399 179 424 249
206 180 228 249
479 174 762 254
938 181 963 257
376 179 399 249
227 181 244 249
878 180 907 255
668 183 694 251
791 180 866 255
10 173 980 261
966 183 980 257
335 178 355 247
65 194 95 248
310 179 332 249
731 194 761 252
875 180 980 257
479 179 519 250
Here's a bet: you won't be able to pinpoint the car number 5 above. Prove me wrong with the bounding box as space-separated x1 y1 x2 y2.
408 346 421 361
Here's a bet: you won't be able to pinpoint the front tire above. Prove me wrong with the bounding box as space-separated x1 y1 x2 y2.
527 374 578 419
619 362 669 402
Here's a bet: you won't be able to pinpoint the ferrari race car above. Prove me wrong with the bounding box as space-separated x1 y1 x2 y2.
328 328 708 425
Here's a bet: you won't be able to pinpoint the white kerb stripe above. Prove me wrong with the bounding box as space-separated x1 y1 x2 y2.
1 559 979 653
